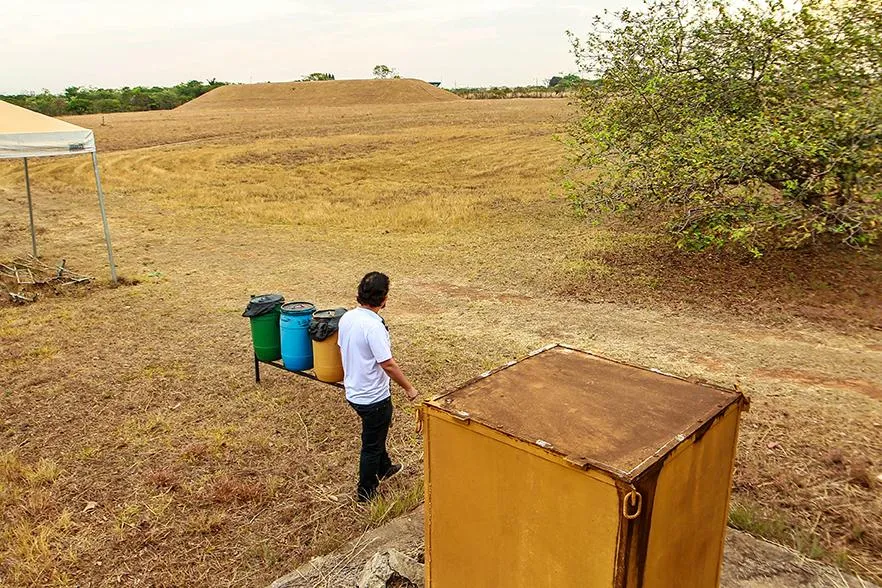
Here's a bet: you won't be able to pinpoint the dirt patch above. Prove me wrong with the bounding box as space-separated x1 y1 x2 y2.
421 281 533 304
691 354 729 371
754 367 882 400
226 149 318 167
553 238 882 330
225 141 395 168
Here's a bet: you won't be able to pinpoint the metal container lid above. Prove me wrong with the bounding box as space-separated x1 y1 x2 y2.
313 308 347 321
426 344 745 482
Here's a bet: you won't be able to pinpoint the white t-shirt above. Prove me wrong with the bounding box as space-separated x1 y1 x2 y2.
337 307 392 405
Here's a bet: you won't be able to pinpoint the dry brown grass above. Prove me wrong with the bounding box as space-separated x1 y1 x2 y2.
0 96 880 586
177 79 461 111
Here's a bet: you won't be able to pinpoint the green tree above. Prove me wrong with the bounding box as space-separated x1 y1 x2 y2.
372 65 397 79
152 89 180 110
67 96 91 114
548 74 584 89
31 91 67 116
566 0 882 254
128 88 153 110
2 80 227 115
174 80 208 100
92 97 122 113
301 73 335 81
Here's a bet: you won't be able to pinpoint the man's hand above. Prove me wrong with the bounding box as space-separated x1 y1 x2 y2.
379 358 418 401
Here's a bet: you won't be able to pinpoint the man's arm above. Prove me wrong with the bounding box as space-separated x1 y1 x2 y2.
379 358 418 401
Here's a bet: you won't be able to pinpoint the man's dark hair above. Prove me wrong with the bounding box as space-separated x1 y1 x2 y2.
357 272 390 307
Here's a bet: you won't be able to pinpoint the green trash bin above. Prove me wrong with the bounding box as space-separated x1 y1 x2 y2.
243 294 284 362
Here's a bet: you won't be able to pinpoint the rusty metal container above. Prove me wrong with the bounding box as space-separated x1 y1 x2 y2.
421 344 747 587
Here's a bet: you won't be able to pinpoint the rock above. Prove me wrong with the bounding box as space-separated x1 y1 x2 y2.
269 505 877 588
357 549 424 588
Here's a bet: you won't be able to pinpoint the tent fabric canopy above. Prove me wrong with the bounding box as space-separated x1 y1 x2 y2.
0 99 116 282
0 100 95 159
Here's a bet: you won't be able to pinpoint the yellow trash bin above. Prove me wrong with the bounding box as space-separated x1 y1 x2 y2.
309 309 345 383
421 344 747 588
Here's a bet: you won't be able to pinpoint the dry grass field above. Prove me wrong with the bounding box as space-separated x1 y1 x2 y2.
1 82 881 586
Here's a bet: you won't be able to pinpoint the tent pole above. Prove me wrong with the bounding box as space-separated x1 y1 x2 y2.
24 158 37 258
90 152 118 284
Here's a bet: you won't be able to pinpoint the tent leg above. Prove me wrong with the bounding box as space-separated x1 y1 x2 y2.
91 152 118 284
24 158 37 258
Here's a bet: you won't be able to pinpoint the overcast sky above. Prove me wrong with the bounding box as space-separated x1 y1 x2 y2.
2 0 631 94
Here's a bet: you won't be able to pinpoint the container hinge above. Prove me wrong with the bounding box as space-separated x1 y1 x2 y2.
535 439 554 450
564 455 590 470
452 411 471 424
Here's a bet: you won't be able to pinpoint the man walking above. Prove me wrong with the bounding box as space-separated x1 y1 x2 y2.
338 272 418 502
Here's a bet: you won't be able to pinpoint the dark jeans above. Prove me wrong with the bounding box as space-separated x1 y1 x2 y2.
349 396 393 499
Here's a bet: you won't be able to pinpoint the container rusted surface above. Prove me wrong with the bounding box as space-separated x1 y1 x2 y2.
423 344 748 587
430 344 742 480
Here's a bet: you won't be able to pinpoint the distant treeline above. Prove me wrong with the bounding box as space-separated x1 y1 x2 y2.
450 86 575 99
1 80 227 116
449 75 594 99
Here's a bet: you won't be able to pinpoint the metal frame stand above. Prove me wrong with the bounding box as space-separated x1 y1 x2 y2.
19 153 118 283
253 353 345 389
91 152 117 284
24 158 36 258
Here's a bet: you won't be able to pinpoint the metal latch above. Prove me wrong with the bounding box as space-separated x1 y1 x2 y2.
622 487 643 520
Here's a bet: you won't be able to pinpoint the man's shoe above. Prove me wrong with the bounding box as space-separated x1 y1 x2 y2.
380 464 403 481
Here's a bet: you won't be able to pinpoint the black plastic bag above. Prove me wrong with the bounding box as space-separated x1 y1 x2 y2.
242 294 284 317
308 308 347 341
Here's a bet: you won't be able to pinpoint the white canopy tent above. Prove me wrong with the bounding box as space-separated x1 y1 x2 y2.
0 100 116 282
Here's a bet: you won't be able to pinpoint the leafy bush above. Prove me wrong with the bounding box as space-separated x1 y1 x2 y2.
450 85 578 99
567 0 882 254
548 74 585 89
301 73 335 81
372 65 399 79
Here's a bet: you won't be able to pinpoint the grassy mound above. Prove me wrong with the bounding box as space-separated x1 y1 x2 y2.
178 78 461 110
